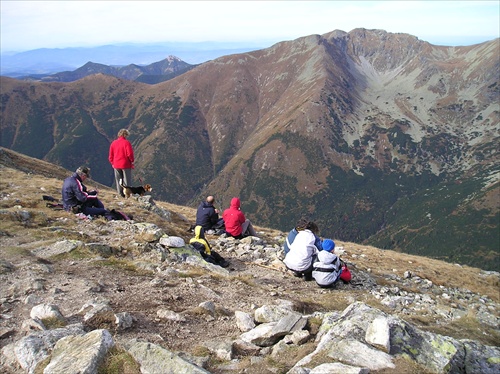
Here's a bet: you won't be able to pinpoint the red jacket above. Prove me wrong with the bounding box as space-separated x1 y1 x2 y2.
109 137 134 169
222 197 246 236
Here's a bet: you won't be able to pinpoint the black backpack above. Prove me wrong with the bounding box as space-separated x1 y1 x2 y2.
105 209 131 221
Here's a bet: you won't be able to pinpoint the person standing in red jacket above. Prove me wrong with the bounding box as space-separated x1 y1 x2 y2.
108 129 135 198
222 197 258 238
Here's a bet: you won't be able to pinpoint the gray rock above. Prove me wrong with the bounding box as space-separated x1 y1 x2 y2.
254 304 298 323
124 339 210 373
199 301 216 316
157 309 186 322
232 339 261 357
30 304 65 324
0 259 15 274
43 329 114 374
86 243 114 257
235 310 256 332
115 312 134 330
310 362 370 373
12 324 85 373
461 339 500 374
365 315 390 352
31 240 83 259
326 338 395 371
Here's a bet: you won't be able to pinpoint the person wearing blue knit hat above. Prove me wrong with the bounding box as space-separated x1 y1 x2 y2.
312 239 343 288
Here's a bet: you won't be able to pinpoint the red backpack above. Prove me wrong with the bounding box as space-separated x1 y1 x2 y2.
340 261 352 283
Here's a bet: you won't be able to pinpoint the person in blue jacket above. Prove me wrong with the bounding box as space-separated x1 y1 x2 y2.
284 219 323 255
61 166 108 217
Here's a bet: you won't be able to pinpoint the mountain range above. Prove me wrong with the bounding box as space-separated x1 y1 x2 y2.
16 56 196 85
0 28 498 270
0 41 268 77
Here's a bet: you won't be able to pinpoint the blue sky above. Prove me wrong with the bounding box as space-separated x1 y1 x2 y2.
1 0 499 53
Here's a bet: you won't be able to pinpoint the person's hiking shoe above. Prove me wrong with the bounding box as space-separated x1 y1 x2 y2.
220 260 230 268
206 229 215 235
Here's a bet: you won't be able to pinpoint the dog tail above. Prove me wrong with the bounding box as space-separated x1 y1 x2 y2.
119 178 126 188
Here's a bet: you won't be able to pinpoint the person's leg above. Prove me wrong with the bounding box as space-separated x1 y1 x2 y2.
242 219 258 237
211 251 229 267
303 262 314 281
85 198 104 209
123 168 132 187
114 169 124 196
82 205 108 217
82 199 107 217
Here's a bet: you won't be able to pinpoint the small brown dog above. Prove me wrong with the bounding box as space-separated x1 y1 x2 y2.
119 179 152 198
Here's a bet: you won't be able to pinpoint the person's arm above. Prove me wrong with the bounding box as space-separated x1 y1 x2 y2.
73 180 90 203
108 143 114 165
127 141 135 164
210 209 219 225
239 211 246 225
315 236 323 251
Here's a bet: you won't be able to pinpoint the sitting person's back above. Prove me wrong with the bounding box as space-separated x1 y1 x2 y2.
222 197 257 238
312 239 342 287
195 196 224 232
284 219 323 254
283 229 319 280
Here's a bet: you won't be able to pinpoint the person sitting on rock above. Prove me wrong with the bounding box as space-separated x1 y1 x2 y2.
189 225 229 268
222 197 258 239
61 166 109 218
312 239 343 288
284 218 323 255
195 195 225 234
283 226 320 281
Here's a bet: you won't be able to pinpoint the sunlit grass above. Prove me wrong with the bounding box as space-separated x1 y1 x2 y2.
97 346 141 374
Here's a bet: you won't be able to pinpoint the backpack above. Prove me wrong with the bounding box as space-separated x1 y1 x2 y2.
105 209 131 221
339 260 352 283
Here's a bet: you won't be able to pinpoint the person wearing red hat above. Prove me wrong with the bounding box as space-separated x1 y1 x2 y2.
222 197 257 239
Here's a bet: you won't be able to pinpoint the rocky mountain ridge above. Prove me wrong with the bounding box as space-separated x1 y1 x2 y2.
0 28 498 270
0 147 499 373
14 55 196 84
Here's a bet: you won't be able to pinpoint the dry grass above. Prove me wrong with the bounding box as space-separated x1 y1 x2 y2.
1 148 499 372
97 346 141 374
336 240 500 303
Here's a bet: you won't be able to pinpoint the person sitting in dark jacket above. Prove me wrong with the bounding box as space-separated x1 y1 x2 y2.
195 196 225 233
61 166 109 217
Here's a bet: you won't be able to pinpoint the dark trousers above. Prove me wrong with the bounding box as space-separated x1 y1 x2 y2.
82 198 108 217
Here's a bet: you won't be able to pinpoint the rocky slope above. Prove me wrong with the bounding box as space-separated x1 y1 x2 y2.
0 28 498 270
0 148 499 373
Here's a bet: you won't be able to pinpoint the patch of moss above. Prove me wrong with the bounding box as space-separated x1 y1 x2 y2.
98 346 141 374
40 317 67 329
